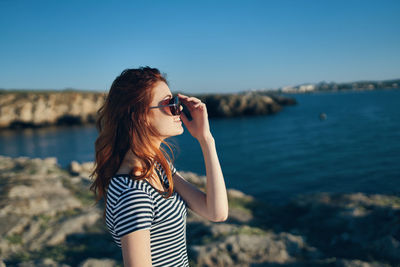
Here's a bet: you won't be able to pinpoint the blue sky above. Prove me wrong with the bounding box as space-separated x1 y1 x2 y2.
1 0 399 93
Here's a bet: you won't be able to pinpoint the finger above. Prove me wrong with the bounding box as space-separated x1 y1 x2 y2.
198 103 206 111
184 100 201 109
193 102 203 108
187 101 205 112
187 97 201 103
177 93 189 99
181 100 198 111
178 96 192 105
179 97 196 105
178 94 200 103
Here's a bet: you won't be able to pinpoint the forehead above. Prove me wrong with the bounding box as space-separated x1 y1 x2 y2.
151 81 171 101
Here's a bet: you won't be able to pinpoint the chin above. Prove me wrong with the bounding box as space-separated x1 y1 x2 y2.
176 126 184 135
165 127 184 138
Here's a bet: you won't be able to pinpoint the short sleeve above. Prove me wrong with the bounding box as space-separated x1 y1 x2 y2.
113 188 154 238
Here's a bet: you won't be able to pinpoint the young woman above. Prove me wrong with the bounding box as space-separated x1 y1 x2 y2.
90 67 228 266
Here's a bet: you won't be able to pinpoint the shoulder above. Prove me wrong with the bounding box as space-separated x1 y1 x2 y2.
109 177 155 238
107 175 153 207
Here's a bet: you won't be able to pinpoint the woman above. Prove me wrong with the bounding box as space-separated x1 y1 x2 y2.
90 66 228 266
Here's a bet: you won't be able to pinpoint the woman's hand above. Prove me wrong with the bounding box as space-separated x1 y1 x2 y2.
178 93 212 142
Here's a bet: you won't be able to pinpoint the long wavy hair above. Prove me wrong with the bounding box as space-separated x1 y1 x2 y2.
90 67 176 217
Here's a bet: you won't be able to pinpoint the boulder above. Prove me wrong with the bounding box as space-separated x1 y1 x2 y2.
78 258 116 267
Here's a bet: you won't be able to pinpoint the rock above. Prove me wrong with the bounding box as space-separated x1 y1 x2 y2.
67 160 95 181
0 91 106 128
80 162 95 174
0 155 99 260
228 188 254 200
197 93 292 118
369 235 400 262
180 171 206 187
1 169 81 216
2 155 399 266
335 259 391 267
209 223 238 237
17 258 71 267
68 160 82 175
262 192 400 266
227 206 254 223
191 230 320 266
43 157 58 165
43 208 101 247
78 258 117 267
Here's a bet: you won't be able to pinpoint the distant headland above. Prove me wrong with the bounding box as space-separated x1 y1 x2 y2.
253 78 400 94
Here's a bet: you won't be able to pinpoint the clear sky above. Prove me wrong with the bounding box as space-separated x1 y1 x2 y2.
1 0 399 93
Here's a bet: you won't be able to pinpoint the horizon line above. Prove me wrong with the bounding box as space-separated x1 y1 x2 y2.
1 77 399 93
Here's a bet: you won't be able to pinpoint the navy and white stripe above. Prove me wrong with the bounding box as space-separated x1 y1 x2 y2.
105 161 189 267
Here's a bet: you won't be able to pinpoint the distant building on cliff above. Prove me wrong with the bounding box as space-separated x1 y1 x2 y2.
281 84 316 93
277 78 400 94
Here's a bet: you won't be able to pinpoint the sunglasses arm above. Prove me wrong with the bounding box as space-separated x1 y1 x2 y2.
149 103 178 109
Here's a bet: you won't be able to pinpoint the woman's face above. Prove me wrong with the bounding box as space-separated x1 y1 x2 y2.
147 81 184 139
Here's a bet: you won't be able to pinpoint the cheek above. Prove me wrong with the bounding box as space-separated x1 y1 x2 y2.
150 111 170 129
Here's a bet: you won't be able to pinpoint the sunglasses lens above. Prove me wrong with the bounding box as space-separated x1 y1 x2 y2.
169 96 181 115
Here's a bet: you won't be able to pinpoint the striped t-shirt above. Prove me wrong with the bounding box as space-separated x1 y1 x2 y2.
105 161 189 267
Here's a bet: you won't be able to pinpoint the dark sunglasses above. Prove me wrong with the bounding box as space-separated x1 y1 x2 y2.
149 95 182 116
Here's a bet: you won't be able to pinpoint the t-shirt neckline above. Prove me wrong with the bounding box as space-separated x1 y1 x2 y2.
114 163 171 197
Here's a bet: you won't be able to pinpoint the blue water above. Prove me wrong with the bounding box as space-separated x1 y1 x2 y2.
1 90 399 203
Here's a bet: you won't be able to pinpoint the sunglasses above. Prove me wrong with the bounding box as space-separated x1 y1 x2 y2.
149 95 182 116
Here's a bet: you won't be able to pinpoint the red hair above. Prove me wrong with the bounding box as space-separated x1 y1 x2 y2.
90 67 176 217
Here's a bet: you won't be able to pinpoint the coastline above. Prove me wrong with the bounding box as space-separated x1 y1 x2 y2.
280 87 400 96
0 91 296 129
1 155 399 266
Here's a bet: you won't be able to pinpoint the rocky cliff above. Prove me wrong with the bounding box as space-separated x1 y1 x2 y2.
0 90 105 128
0 90 296 129
1 155 398 266
192 92 296 118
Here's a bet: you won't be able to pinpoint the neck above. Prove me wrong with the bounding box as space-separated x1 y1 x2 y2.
118 141 162 175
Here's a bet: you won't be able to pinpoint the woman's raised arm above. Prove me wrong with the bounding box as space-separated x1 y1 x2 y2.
174 93 228 222
173 135 228 222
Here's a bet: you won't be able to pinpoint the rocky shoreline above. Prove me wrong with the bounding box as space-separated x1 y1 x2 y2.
0 155 399 266
0 90 296 129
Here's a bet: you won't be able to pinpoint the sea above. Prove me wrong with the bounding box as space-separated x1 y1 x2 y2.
1 89 399 203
